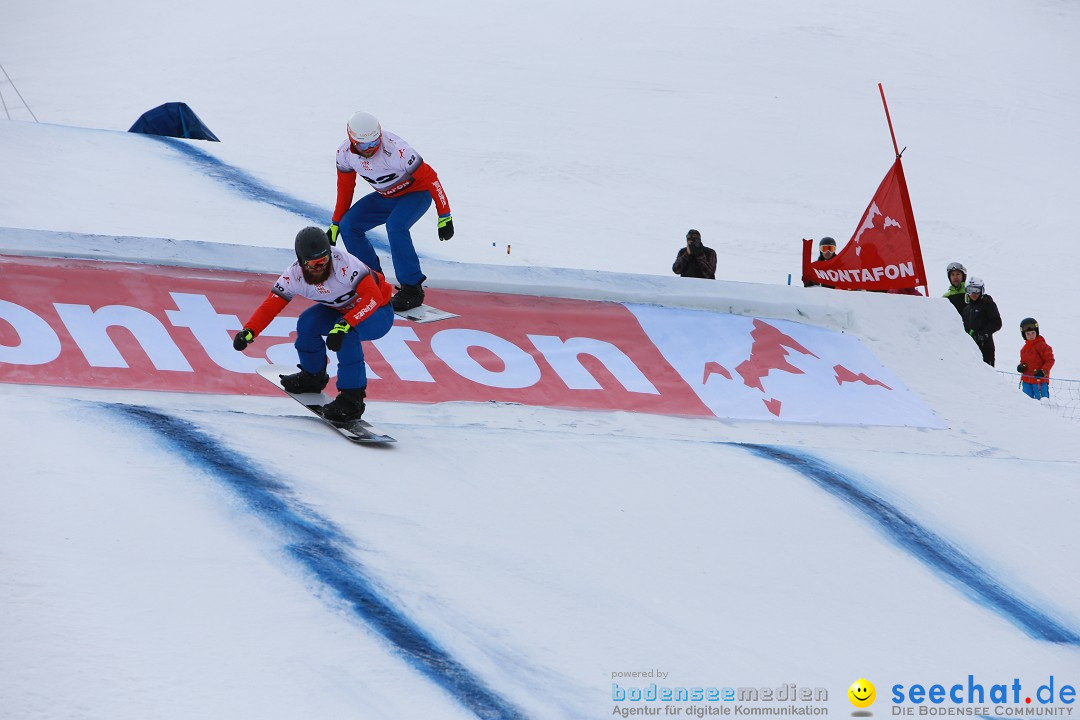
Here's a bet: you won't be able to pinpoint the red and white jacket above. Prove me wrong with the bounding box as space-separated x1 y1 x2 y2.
241 247 392 336
331 131 451 223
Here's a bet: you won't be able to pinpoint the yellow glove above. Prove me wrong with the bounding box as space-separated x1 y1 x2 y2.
437 214 454 241
325 319 351 352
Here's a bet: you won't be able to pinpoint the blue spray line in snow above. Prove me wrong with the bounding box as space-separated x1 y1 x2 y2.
111 404 525 720
740 443 1080 646
145 135 391 254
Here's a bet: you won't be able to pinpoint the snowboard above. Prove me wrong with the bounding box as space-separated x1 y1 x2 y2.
393 304 458 323
256 364 396 444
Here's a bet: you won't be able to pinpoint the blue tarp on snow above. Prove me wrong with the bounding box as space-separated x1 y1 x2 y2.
128 102 220 141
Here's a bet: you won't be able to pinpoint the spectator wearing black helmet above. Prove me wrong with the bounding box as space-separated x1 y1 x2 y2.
960 277 1002 367
816 236 838 261
1017 318 1055 400
943 261 967 315
803 237 838 288
672 229 717 279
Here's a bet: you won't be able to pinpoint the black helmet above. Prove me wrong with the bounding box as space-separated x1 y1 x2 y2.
1020 317 1039 337
819 236 836 248
946 261 967 281
295 226 331 264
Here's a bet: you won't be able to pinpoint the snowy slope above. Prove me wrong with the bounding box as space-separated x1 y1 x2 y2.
3 217 1078 720
2 372 1078 719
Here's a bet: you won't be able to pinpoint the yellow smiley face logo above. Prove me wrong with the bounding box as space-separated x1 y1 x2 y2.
848 679 876 708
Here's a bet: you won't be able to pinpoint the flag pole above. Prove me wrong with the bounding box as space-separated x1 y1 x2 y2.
878 83 928 296
879 83 901 158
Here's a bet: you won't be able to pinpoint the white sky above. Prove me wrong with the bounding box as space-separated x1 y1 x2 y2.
2 1 1079 718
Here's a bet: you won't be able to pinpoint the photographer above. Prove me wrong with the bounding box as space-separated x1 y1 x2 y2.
672 229 717 279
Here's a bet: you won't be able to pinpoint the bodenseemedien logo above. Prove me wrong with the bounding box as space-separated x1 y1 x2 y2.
609 677 828 717
849 678 876 715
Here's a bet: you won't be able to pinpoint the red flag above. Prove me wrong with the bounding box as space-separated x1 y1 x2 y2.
802 157 928 294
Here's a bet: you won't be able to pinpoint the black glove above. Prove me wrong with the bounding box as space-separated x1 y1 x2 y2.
437 214 454 241
326 223 340 245
233 328 254 351
1017 363 1027 373
689 239 705 257
325 320 351 352
1033 369 1046 379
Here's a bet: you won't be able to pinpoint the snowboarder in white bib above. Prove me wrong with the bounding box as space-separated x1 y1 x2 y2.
232 227 395 422
326 111 453 312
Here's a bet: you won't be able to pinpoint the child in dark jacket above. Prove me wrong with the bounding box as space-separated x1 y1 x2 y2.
1016 317 1055 400
960 277 1002 367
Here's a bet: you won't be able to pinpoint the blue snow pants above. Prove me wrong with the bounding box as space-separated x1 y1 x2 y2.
1021 381 1050 400
339 190 432 287
294 303 395 391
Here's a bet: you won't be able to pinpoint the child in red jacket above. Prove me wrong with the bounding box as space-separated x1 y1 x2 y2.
1016 317 1055 400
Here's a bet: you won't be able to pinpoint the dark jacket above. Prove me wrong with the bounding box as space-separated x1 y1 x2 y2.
961 294 1002 366
673 246 717 279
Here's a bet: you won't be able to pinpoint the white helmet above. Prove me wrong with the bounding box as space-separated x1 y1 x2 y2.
966 277 985 296
347 111 382 149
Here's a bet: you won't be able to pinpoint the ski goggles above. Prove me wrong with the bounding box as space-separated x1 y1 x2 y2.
819 244 836 253
350 137 381 153
304 255 331 270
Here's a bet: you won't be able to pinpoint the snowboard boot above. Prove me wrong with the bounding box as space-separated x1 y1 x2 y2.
391 282 425 311
279 364 330 394
321 388 366 423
